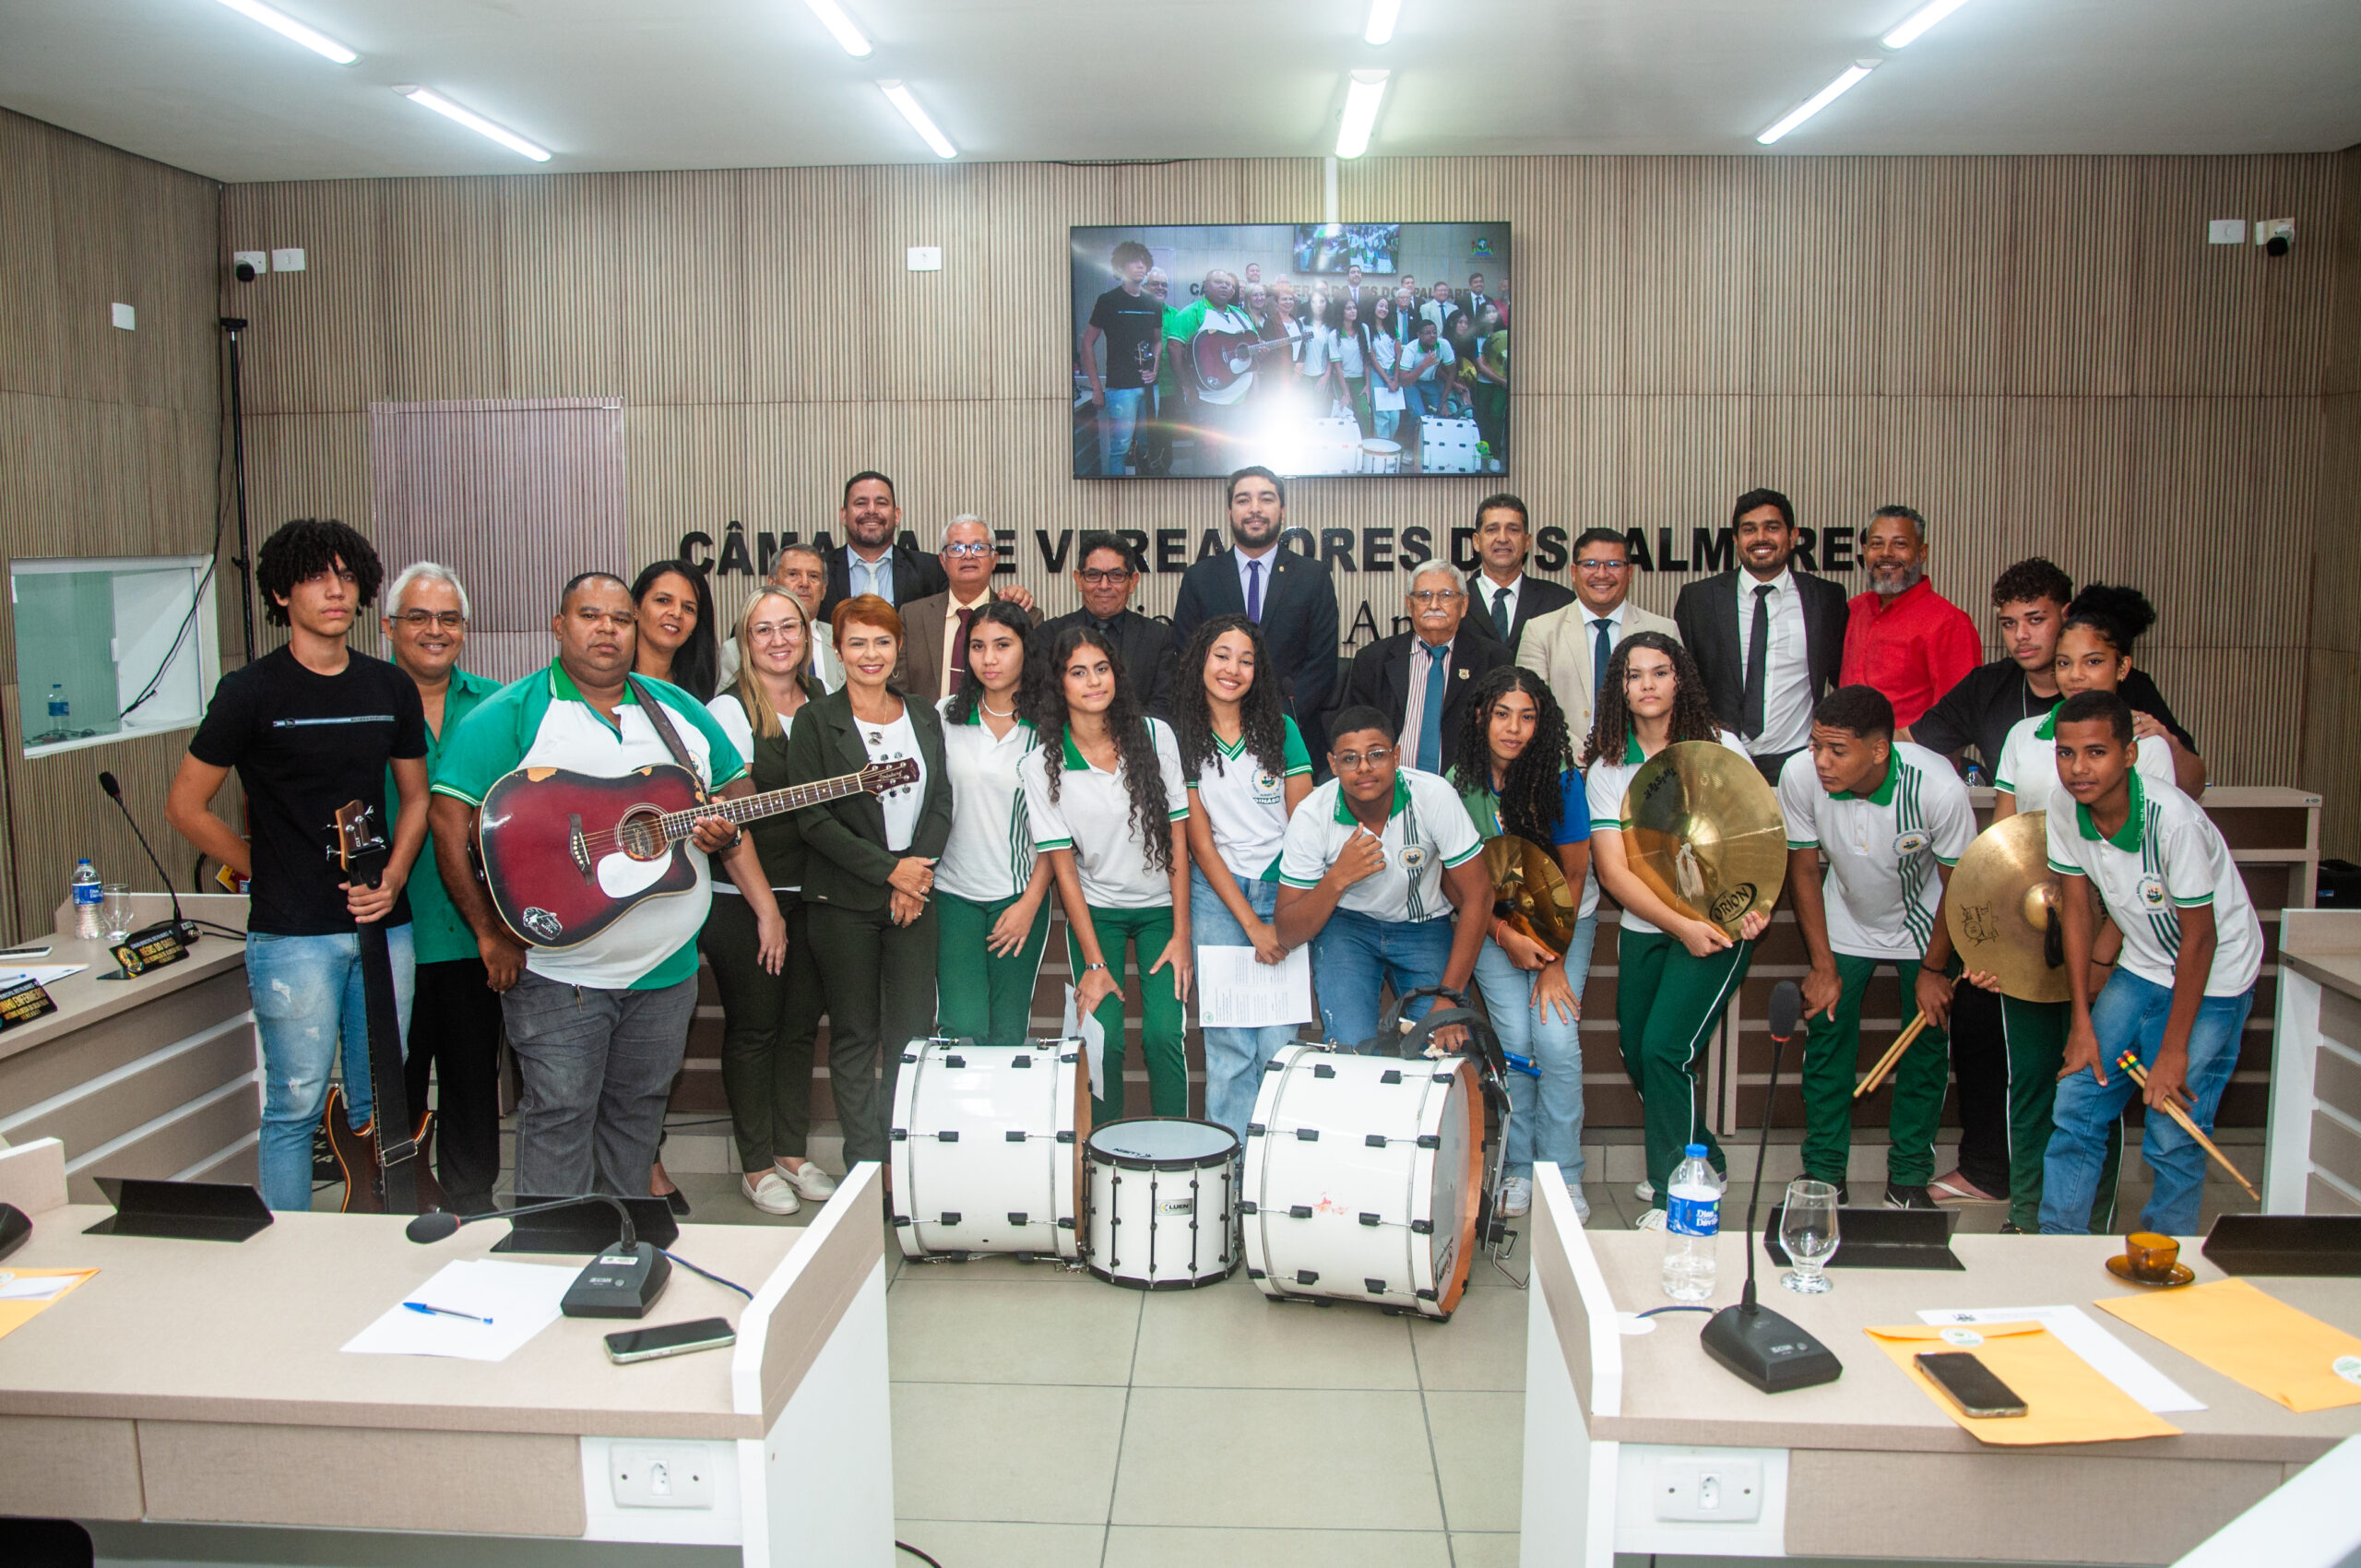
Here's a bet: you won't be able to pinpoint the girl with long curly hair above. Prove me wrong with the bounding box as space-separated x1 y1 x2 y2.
1174 615 1313 1143
1445 666 1593 1218
1583 631 1767 1226
1018 624 1192 1122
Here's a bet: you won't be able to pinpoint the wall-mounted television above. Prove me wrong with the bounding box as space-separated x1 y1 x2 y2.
1070 221 1512 481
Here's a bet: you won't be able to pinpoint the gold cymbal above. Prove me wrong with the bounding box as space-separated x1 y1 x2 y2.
1483 835 1577 954
1620 742 1787 934
1945 811 2072 1003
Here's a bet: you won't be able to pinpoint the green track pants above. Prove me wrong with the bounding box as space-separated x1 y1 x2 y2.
1616 929 1752 1205
1799 953 1948 1191
1067 903 1188 1123
935 891 1050 1047
1999 993 2123 1232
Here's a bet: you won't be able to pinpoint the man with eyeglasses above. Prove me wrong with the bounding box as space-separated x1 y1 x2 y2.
380 561 505 1212
1459 493 1573 658
1041 531 1173 719
1517 527 1681 744
897 514 1039 702
1343 559 1508 775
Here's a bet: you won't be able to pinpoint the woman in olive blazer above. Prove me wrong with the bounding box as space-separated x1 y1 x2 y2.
780 595 954 1169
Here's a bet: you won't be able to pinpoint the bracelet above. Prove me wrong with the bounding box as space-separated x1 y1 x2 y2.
1081 962 1109 973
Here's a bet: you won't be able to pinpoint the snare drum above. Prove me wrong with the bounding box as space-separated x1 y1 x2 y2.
1360 438 1403 474
888 1039 1088 1260
1240 1044 1484 1318
1084 1118 1238 1289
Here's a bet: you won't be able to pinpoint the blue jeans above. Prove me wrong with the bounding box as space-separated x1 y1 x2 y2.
1311 907 1453 1051
1404 379 1443 419
2039 969 2252 1237
1097 387 1146 474
250 925 417 1212
1191 870 1300 1147
1476 911 1596 1182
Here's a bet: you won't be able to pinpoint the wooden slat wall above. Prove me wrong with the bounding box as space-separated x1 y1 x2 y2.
2302 147 2361 862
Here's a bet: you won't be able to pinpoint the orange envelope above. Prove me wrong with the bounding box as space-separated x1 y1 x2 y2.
1865 1320 2183 1445
2095 1277 2361 1414
0 1267 98 1342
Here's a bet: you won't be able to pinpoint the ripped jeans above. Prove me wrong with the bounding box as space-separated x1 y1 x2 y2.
248 926 416 1211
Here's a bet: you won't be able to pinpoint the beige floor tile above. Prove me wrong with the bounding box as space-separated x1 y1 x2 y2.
890 1520 1106 1568
1104 1526 1453 1566
888 1277 1140 1385
1423 1390 1523 1532
1110 1386 1442 1531
1453 1531 1522 1568
891 1382 1128 1525
1130 1270 1418 1388
1408 1282 1526 1392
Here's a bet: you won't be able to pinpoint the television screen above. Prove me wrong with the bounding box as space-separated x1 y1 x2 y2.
1070 221 1512 481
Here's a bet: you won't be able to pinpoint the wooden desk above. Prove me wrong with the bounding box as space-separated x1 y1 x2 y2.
1519 1164 2359 1566
0 1142 893 1565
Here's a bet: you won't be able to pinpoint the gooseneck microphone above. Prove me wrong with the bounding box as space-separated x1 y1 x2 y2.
98 770 202 946
406 1194 668 1318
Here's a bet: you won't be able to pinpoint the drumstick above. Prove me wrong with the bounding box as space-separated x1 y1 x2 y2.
1853 1014 1933 1100
2114 1052 2260 1200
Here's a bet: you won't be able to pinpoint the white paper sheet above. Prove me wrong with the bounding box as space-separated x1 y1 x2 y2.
1195 944 1313 1028
0 966 85 986
0 1270 92 1301
342 1258 575 1362
1916 1303 2206 1413
1061 985 1108 1102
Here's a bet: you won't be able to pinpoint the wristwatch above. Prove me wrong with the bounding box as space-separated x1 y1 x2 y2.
1081 962 1109 973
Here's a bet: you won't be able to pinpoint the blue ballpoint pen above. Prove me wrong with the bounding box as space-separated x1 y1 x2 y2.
403 1301 492 1324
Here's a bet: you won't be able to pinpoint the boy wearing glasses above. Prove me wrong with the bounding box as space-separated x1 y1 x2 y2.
1517 527 1681 744
897 515 1038 700
1342 559 1509 776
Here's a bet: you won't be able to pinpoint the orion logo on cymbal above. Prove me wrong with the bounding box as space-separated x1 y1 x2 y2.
1710 885 1757 925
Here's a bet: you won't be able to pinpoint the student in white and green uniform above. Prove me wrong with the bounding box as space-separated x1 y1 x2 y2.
1778 685 1975 1208
1175 614 1314 1144
1022 623 1192 1122
936 600 1054 1046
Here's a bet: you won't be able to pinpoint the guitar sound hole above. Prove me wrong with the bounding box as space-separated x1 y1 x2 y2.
620 815 665 860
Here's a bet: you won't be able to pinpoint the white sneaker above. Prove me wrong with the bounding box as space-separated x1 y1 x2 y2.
1572 1190 1593 1223
1500 1176 1532 1218
777 1161 837 1202
742 1170 801 1215
1634 1206 1668 1232
1634 1179 1655 1202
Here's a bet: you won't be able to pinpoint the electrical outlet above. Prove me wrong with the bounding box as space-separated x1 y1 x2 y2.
2206 219 2246 245
270 247 306 272
233 250 268 274
907 245 943 271
610 1444 715 1509
1655 1456 1763 1523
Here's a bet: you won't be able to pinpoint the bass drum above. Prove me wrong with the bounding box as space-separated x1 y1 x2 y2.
888 1039 1088 1261
1084 1118 1239 1289
1240 1043 1483 1319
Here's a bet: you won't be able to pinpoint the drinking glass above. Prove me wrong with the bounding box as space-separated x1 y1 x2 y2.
1780 1178 1840 1294
101 884 136 945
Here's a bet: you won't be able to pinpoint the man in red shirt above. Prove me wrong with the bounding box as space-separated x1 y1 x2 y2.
1839 505 1981 735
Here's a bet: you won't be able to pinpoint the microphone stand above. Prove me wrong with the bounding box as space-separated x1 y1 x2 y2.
98 771 204 947
406 1194 670 1319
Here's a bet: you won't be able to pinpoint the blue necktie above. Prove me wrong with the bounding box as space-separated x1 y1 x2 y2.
1246 558 1264 623
1591 617 1612 713
1418 647 1446 773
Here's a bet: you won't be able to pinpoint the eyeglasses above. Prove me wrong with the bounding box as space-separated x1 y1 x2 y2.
943 541 994 559
1333 745 1395 770
1079 568 1134 586
1575 559 1631 575
392 611 466 630
1407 589 1462 607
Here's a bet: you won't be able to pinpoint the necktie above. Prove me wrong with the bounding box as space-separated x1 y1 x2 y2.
1491 586 1512 641
1591 617 1612 713
1740 584 1773 740
1418 646 1447 773
1246 558 1264 623
949 605 974 694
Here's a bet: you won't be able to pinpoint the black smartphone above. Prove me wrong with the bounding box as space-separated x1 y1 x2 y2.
604 1316 735 1364
1915 1350 2027 1418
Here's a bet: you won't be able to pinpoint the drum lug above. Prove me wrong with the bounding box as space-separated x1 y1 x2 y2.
1237 1200 1258 1216
1056 1130 1075 1144
1380 1069 1402 1084
1012 1054 1032 1068
1004 1130 1026 1142
1364 1277 1387 1295
1430 1070 1455 1083
938 1130 959 1143
891 1214 912 1227
1247 1267 1266 1279
944 1055 965 1068
890 1128 908 1141
1416 1134 1440 1148
1060 1051 1079 1063
901 1052 919 1063
1295 1128 1320 1142
1289 1205 1314 1218
1415 1288 1438 1301
1364 1134 1388 1148
1247 1123 1266 1137
1312 1063 1336 1078
1263 1059 1286 1072
1006 1211 1028 1226
939 1212 961 1226
1358 1212 1381 1228
1057 1217 1076 1229
1294 1269 1320 1285
1411 1218 1434 1235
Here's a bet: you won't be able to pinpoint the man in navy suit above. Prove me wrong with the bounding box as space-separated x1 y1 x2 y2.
817 471 947 624
1170 466 1341 761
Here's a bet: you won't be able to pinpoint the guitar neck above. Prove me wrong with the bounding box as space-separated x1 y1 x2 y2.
654 772 873 843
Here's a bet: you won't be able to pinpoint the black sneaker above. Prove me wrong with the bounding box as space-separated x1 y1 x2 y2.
1884 1183 1940 1210
663 1188 693 1218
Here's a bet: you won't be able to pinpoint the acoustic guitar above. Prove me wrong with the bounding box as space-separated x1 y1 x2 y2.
1190 327 1297 393
475 758 918 948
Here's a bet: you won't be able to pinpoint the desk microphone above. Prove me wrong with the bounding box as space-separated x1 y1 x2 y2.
97 771 201 947
405 1195 670 1319
1699 980 1843 1393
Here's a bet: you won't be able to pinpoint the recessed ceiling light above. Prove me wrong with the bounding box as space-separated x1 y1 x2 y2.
801 0 873 58
1882 0 1975 49
1336 69 1390 160
877 80 956 160
208 0 358 65
392 86 552 162
1756 59 1881 146
1364 0 1402 46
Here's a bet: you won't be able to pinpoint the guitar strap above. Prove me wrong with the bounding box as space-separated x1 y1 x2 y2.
625 674 703 781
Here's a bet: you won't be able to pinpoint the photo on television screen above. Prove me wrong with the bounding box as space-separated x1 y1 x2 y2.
1070 221 1512 481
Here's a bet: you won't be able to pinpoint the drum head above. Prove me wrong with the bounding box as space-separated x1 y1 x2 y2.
1088 1117 1238 1167
1362 439 1401 456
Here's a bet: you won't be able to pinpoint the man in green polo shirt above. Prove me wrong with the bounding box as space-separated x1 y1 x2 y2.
428 572 783 1200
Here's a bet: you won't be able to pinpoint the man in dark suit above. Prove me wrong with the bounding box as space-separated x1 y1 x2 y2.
1040 531 1174 719
1673 487 1850 783
818 470 947 624
1459 271 1494 324
1170 466 1340 759
896 514 1040 703
1460 493 1573 657
1344 560 1509 775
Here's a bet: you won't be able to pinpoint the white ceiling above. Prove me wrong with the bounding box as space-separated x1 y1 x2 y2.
2 0 2356 183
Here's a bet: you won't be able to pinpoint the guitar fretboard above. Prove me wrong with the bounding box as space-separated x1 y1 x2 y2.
649 774 872 844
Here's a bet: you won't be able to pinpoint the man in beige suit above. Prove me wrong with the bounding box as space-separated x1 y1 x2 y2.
1516 527 1679 743
896 515 1038 699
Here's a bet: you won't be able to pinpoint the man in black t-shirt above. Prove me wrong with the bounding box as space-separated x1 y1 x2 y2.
1079 238 1165 477
168 519 429 1212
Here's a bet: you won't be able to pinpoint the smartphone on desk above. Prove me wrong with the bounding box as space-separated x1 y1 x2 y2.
1915 1350 2027 1418
605 1317 735 1364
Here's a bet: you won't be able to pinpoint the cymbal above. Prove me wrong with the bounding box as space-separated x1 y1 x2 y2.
1620 742 1787 934
1945 812 2072 1003
1484 835 1576 954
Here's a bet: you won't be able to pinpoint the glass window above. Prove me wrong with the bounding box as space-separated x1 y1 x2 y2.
12 555 219 758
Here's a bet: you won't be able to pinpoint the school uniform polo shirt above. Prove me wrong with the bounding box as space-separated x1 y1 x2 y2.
2045 768 2262 997
432 662 744 992
1777 741 1975 961
1278 767 1483 924
1992 705 2175 820
1185 717 1312 885
1585 731 1751 936
1019 719 1188 909
935 695 1041 904
386 666 504 965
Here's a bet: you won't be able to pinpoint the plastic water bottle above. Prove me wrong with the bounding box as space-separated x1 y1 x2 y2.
1662 1144 1725 1301
71 858 103 941
46 683 68 723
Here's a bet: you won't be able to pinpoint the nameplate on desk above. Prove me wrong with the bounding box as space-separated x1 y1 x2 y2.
0 976 56 1030
113 922 189 977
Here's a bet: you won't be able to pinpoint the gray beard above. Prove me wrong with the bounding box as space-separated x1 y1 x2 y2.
1874 564 1925 599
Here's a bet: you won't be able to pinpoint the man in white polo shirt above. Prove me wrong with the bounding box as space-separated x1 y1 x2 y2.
1276 705 1491 1050
429 572 784 1199
2040 690 2261 1237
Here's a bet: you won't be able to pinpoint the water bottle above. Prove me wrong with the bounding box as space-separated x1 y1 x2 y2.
71 858 103 942
46 684 67 724
1662 1144 1725 1301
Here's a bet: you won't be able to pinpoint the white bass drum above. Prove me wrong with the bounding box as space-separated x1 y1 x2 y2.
1084 1118 1238 1289
888 1038 1087 1260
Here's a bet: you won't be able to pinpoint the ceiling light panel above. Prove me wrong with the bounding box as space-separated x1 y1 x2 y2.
1882 0 1975 49
1336 69 1390 159
801 0 873 57
1756 59 1881 145
394 86 552 161
208 0 357 64
1364 0 1401 46
877 80 956 159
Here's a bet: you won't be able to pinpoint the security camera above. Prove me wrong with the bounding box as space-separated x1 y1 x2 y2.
233 261 257 283
2259 218 2294 258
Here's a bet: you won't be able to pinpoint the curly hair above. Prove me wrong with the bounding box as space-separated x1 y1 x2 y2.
630 560 718 702
1447 666 1573 841
944 599 1037 726
255 518 383 627
1033 624 1174 875
1173 615 1289 786
1992 556 2072 609
1583 631 1722 766
2062 582 2156 658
